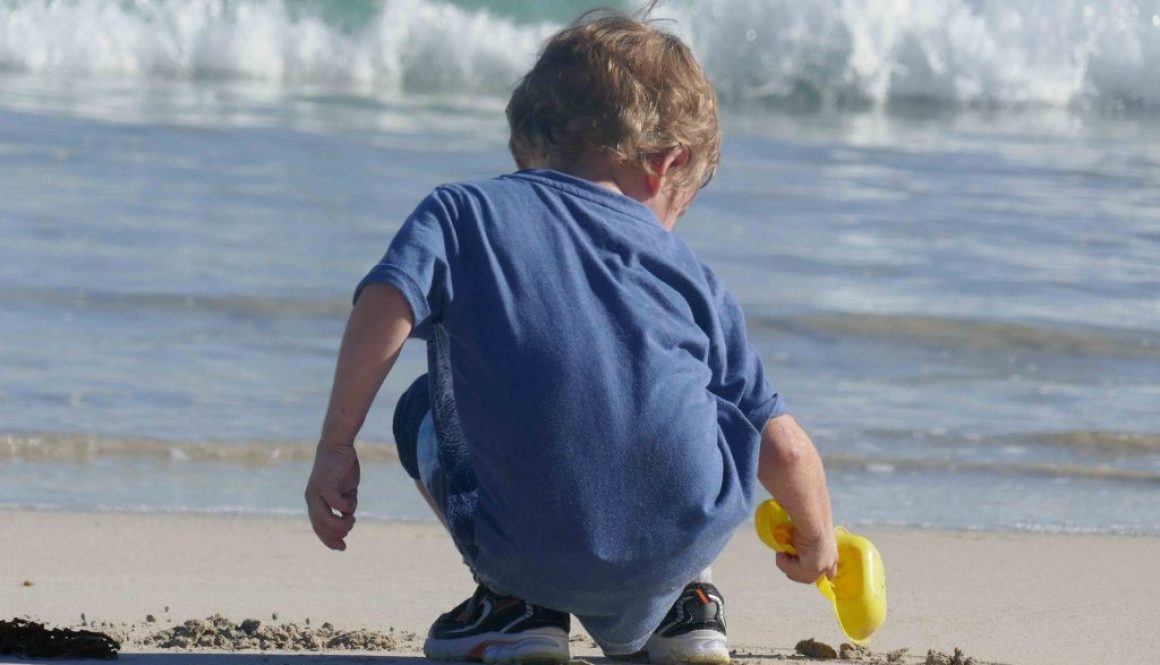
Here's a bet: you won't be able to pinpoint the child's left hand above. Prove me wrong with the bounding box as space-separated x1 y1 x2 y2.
305 443 361 551
775 530 839 584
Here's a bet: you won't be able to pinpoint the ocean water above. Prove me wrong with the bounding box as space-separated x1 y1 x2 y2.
1 0 1159 534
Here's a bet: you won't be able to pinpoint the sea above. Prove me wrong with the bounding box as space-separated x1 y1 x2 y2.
1 0 1158 535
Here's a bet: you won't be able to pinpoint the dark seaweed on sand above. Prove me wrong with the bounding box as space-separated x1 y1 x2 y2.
0 618 120 660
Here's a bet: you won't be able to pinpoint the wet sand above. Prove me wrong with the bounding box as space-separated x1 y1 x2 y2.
2 510 1158 665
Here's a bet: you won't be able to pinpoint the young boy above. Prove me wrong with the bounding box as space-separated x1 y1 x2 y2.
305 10 838 665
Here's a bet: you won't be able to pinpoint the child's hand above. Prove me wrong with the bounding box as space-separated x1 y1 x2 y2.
305 443 361 551
775 531 839 585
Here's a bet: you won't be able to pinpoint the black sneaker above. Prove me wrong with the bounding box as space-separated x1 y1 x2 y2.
423 584 571 664
643 582 729 664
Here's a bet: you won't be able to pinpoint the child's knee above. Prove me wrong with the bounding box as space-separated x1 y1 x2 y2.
392 374 430 480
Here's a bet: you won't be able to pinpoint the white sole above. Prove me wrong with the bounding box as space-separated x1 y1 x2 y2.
646 629 730 665
423 627 571 664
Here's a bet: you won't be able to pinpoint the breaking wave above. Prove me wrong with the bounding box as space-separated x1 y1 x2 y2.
2 0 1159 110
675 0 1160 110
0 0 556 98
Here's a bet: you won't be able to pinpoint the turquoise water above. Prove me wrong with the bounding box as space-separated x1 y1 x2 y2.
1 0 1159 534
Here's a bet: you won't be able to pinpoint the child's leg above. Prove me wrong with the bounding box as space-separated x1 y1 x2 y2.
392 375 571 664
391 374 431 483
414 478 451 531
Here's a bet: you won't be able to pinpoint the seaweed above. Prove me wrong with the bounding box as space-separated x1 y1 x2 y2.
0 618 120 659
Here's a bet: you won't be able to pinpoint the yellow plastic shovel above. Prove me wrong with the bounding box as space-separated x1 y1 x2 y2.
754 499 887 644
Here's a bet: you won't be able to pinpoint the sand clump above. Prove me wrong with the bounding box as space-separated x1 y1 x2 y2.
840 643 873 660
924 648 977 665
795 638 838 659
840 643 910 663
789 639 917 663
142 614 402 652
885 647 909 662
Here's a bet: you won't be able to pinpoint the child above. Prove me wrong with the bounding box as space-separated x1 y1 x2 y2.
305 9 838 665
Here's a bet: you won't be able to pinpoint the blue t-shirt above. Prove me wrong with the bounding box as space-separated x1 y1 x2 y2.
357 169 785 650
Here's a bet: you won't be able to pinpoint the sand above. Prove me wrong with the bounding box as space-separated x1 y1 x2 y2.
2 510 1158 665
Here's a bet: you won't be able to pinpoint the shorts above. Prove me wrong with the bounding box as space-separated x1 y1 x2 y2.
392 373 480 562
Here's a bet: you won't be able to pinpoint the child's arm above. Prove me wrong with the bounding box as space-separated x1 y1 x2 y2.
305 283 413 551
757 414 840 584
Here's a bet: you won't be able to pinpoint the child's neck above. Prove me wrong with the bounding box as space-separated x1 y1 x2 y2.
529 149 690 231
550 151 627 197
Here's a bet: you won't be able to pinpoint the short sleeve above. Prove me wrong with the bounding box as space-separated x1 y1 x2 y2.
703 267 787 432
354 189 457 339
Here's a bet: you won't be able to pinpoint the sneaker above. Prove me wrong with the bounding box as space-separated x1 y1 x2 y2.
423 584 571 664
643 582 729 665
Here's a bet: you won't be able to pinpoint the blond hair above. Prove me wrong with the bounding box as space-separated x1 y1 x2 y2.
506 10 720 192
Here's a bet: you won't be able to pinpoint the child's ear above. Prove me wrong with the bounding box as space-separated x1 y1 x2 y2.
646 146 692 195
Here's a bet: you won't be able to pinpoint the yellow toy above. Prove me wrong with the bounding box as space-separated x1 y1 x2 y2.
754 499 887 644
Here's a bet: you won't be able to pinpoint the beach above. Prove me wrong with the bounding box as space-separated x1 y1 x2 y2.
3 510 1159 665
3 1 1160 664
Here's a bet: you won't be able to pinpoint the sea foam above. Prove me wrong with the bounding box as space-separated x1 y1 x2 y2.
0 0 554 97
1 0 1159 110
668 0 1160 109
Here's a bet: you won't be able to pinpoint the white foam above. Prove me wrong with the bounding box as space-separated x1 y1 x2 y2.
665 0 1160 109
0 0 554 97
1 0 1158 109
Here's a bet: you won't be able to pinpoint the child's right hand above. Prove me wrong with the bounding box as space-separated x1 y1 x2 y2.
305 442 361 551
775 530 839 584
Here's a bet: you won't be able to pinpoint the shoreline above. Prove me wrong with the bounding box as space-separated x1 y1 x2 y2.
4 505 1159 539
2 510 1159 665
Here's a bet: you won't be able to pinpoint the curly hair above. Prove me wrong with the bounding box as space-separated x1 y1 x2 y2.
506 10 720 192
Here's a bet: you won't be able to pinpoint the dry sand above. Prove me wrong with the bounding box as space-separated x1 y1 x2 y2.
2 510 1159 665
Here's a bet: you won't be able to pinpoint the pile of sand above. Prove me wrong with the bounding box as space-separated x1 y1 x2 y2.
792 638 975 664
924 648 978 665
141 615 402 652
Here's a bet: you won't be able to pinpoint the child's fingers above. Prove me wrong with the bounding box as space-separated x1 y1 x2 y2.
306 506 344 548
341 489 358 516
826 560 839 580
306 491 356 550
775 551 821 584
327 513 357 547
322 487 356 517
313 516 353 550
